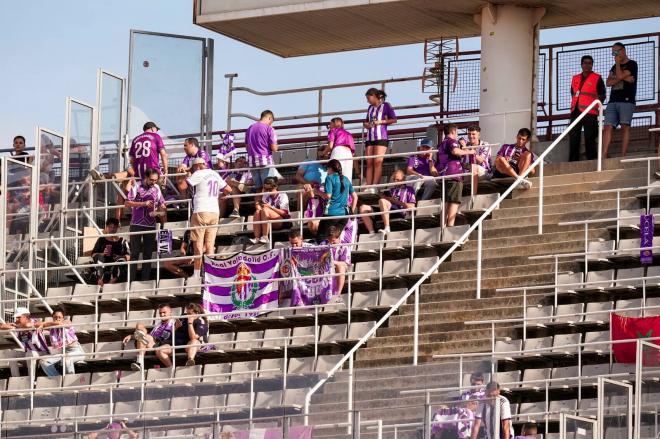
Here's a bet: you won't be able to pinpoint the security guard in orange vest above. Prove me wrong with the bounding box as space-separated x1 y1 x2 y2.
569 55 606 161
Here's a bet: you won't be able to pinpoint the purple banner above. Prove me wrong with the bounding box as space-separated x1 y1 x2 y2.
203 252 280 319
280 246 335 306
641 214 654 265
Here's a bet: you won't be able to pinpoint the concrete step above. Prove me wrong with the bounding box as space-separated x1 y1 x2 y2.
460 228 609 252
436 253 583 273
479 222 603 239
510 177 646 199
399 294 541 315
388 304 523 327
501 188 642 209
524 167 648 187
451 239 586 262
491 196 640 220
372 325 515 347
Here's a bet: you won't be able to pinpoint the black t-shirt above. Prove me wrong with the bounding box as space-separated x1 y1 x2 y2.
608 60 638 104
174 314 209 345
182 230 194 257
92 237 129 262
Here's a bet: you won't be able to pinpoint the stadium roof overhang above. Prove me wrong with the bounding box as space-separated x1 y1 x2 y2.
193 0 659 57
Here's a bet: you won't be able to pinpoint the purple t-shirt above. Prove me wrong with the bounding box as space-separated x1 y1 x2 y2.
407 155 434 177
245 122 277 167
328 127 355 153
365 102 396 142
436 137 464 182
127 182 166 227
497 144 533 167
129 132 165 179
389 185 416 207
182 149 212 169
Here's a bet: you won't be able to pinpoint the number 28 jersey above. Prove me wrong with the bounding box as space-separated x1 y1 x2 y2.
186 168 227 214
129 131 165 179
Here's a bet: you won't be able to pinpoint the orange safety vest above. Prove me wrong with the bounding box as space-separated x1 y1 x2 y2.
570 72 601 115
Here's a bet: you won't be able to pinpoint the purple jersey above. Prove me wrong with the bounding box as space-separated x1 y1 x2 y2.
182 148 212 169
262 192 290 216
432 406 475 439
328 127 355 153
407 155 434 177
245 122 277 167
331 242 351 265
497 144 533 167
127 182 166 227
150 319 175 344
17 319 49 353
365 102 396 142
49 326 79 349
437 137 464 182
388 185 416 207
462 141 493 177
129 132 165 178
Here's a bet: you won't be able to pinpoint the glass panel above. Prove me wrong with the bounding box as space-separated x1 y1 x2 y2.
564 415 597 439
602 380 631 439
99 73 123 174
128 32 204 140
67 102 93 206
38 130 64 233
639 342 660 438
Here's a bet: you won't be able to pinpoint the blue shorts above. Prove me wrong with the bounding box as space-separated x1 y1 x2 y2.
605 102 635 127
252 166 279 189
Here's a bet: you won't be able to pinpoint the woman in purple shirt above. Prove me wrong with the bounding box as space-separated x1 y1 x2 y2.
363 88 396 193
325 117 356 181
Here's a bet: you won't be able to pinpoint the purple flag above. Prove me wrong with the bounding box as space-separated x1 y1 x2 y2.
280 246 335 306
640 214 654 265
202 252 280 320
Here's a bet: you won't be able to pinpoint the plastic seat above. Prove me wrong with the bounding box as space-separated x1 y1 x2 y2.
101 282 129 301
352 291 378 308
556 272 584 292
494 339 522 355
615 267 645 288
234 330 264 350
584 270 615 290
586 240 615 262
72 284 100 304
284 388 308 406
385 230 412 249
230 361 259 383
522 368 551 388
130 280 156 299
158 278 185 296
551 366 579 387
316 355 342 372
203 363 231 383
441 225 469 243
583 331 611 354
289 357 314 374
584 302 613 323
255 390 283 408
414 227 442 246
259 358 285 377
616 299 643 317
319 324 347 342
353 261 380 281
410 256 439 274
98 312 126 331
262 328 291 348
554 303 584 323
548 399 577 421
552 333 582 354
379 288 407 306
291 326 315 346
45 286 72 305
174 364 203 384
347 321 375 340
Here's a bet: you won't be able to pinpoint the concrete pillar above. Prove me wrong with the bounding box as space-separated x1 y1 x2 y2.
475 4 545 149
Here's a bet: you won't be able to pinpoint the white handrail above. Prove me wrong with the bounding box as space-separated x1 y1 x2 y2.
302 99 606 423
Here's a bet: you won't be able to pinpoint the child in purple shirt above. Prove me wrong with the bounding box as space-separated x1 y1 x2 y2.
125 168 166 281
363 88 396 193
378 169 417 234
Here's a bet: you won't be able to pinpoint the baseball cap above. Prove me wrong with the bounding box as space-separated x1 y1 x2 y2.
143 121 160 131
14 307 30 319
192 157 207 166
419 138 433 148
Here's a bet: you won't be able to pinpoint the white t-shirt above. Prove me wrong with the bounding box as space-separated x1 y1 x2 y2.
187 169 227 214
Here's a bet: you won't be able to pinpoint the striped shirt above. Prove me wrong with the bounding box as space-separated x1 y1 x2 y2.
462 140 493 177
496 144 533 167
263 192 290 216
127 182 166 228
17 319 49 353
49 326 79 349
365 102 396 142
476 396 514 439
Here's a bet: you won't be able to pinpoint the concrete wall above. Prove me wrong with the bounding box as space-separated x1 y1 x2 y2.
200 0 326 15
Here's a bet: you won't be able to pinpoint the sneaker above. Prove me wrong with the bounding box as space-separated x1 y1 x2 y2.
249 238 259 244
378 227 391 234
229 209 241 218
130 362 142 372
185 358 195 367
88 169 104 181
520 179 533 190
133 330 149 345
259 236 270 244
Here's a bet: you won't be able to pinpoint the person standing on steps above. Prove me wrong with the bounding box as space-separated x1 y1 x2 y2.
602 42 637 158
568 55 606 162
363 88 396 193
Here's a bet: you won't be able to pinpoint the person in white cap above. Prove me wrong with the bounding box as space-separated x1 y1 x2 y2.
0 307 49 377
186 157 232 278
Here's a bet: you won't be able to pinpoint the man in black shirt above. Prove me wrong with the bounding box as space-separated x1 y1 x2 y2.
174 303 210 366
11 135 32 163
602 42 638 158
91 218 130 285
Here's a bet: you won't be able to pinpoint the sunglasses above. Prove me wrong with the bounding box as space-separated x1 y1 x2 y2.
612 50 621 56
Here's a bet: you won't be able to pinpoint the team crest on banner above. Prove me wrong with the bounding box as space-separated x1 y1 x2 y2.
280 246 335 306
203 252 280 320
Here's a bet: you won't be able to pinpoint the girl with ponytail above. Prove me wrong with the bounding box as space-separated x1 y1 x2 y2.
363 88 397 193
316 159 357 239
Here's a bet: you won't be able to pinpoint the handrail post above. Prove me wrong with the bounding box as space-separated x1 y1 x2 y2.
476 222 482 299
413 285 419 365
348 353 354 435
538 159 544 235
597 101 603 172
